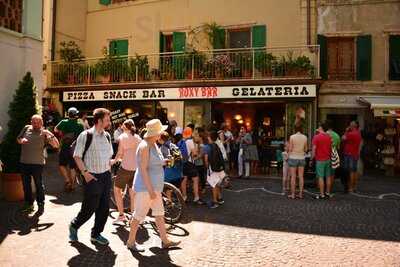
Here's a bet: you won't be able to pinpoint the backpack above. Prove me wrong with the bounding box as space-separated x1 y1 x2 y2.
169 143 183 163
209 143 225 172
177 139 189 162
70 130 111 161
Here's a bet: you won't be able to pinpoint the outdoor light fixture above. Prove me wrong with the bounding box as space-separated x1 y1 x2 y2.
124 108 133 114
238 120 244 124
169 112 176 118
234 114 242 120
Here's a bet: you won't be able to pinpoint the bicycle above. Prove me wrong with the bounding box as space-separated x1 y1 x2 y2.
109 178 185 224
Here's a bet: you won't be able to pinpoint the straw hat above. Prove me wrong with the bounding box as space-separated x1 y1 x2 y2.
144 119 168 138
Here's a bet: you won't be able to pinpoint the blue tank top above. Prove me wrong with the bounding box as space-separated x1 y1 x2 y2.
134 141 165 192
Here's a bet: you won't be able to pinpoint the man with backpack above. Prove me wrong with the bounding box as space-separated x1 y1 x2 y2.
55 107 84 192
69 108 114 245
177 127 203 204
204 131 226 209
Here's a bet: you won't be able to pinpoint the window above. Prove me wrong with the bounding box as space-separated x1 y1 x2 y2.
109 39 129 56
389 35 400 80
228 28 251 49
0 0 22 33
327 37 355 80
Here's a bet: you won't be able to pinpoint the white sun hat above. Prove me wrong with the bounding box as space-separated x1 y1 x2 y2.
144 119 168 138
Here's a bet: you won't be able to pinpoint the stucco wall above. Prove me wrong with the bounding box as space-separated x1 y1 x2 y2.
0 29 43 139
82 0 313 57
317 0 400 81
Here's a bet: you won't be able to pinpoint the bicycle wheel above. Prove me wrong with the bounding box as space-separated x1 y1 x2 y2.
162 182 185 224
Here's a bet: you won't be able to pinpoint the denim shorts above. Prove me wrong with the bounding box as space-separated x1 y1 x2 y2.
343 155 358 172
288 158 306 168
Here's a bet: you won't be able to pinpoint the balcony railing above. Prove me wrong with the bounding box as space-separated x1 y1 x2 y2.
48 46 320 87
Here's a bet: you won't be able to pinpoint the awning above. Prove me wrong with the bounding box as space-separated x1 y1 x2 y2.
358 96 400 117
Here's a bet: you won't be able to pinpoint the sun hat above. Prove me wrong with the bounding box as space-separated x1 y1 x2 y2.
182 127 193 139
144 119 168 138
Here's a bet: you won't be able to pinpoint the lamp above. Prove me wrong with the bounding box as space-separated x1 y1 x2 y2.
234 114 242 121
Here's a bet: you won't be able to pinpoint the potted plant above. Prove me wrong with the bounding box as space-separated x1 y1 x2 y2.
255 51 276 77
0 72 39 201
95 47 116 83
208 54 234 79
130 54 150 81
58 41 84 84
184 49 206 80
294 55 313 76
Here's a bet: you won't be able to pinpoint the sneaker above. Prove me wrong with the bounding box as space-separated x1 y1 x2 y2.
127 242 145 252
91 235 109 245
21 204 34 213
113 214 128 224
325 193 334 198
314 194 325 200
209 202 219 209
162 240 181 249
217 198 225 205
69 224 78 242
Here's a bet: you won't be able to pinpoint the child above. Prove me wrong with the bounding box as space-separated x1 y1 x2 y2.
282 142 290 194
205 131 226 209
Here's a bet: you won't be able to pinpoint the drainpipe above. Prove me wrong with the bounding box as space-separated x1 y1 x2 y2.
307 0 311 45
51 0 57 60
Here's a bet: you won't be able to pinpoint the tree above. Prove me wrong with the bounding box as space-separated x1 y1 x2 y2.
1 72 38 173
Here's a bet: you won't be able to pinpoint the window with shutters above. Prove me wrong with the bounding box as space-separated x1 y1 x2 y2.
0 0 22 33
389 35 400 81
109 39 129 56
327 37 355 80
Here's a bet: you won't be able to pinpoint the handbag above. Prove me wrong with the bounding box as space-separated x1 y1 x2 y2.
331 148 340 169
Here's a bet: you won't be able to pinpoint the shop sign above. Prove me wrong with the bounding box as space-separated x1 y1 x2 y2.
63 85 316 102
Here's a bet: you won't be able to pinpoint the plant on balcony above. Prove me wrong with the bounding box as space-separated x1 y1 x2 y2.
207 54 234 79
58 41 85 85
233 53 253 78
283 52 313 77
95 47 117 83
183 48 206 79
160 59 175 81
255 51 276 77
129 54 150 81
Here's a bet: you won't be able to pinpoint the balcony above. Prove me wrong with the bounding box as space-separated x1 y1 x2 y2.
48 46 320 88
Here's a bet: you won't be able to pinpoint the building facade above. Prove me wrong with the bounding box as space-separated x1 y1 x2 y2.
46 0 321 144
0 0 45 138
317 0 400 175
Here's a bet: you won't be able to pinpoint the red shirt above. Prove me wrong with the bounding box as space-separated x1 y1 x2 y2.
343 129 362 159
312 132 332 161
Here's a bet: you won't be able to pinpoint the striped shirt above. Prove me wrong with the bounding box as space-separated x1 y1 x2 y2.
73 127 113 174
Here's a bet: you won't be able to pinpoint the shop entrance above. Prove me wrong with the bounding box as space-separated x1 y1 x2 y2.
212 101 286 138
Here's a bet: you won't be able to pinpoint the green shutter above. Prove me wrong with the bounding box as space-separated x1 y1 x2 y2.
159 32 166 53
173 32 186 52
109 40 117 56
100 0 111 6
318 34 328 80
252 25 266 48
356 35 372 81
213 28 226 49
116 40 128 56
389 35 400 80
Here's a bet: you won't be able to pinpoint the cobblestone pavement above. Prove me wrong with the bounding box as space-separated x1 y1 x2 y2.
1 154 400 267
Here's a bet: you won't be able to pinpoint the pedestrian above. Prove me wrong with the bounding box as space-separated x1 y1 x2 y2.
178 127 202 204
311 122 333 199
69 108 114 245
204 131 226 209
167 120 178 136
326 120 341 193
78 112 90 130
237 126 252 178
218 123 233 172
111 119 142 224
193 127 208 196
282 141 290 195
55 107 84 192
17 115 59 213
126 119 180 251
112 122 123 156
342 121 362 193
288 125 308 199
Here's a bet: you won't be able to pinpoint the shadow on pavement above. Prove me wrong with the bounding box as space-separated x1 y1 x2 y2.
129 246 182 267
68 242 117 267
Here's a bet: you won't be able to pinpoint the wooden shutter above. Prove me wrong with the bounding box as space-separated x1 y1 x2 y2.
327 37 355 80
213 28 226 49
173 32 186 52
116 40 128 56
356 35 372 81
100 0 111 6
389 35 400 80
318 34 328 79
159 32 166 53
252 25 266 48
109 40 117 56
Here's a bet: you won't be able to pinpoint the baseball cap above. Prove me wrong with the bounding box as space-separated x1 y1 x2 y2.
182 127 193 139
67 107 79 118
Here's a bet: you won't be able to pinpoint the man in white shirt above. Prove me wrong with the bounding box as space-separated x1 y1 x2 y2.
69 108 114 246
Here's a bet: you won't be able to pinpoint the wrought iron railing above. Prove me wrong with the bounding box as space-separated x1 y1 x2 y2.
48 46 320 87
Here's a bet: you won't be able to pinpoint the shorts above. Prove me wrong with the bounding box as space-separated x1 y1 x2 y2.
183 162 199 178
59 147 76 168
288 158 306 168
114 168 134 189
132 191 164 223
343 155 358 172
316 160 333 179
